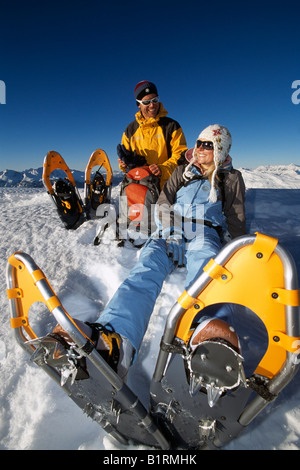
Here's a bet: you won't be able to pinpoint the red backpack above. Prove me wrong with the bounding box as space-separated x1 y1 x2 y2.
118 166 160 245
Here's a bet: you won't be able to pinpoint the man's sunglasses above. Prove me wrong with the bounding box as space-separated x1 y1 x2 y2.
196 140 214 150
136 96 160 106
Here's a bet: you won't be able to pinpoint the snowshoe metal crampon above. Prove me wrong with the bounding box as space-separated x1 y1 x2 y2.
6 233 300 450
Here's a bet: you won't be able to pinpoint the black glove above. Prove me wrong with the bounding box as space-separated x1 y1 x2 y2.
166 233 186 267
117 144 147 169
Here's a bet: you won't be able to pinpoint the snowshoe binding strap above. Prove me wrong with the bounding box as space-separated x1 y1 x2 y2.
53 178 73 198
85 323 121 374
91 170 107 209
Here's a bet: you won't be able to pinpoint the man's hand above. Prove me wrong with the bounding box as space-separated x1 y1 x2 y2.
149 164 161 177
118 158 128 170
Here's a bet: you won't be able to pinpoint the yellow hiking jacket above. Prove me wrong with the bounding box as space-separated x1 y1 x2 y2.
120 103 187 188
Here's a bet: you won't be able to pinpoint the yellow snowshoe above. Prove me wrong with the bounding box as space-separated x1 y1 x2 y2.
42 151 84 229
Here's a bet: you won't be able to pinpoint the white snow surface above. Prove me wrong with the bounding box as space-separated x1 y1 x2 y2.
1 164 300 450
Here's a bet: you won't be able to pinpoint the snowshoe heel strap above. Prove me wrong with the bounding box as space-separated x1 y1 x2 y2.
85 322 121 373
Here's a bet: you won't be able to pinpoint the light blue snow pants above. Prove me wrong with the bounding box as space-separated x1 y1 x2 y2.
97 230 222 355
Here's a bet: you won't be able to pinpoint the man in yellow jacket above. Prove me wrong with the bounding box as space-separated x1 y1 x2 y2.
117 81 187 189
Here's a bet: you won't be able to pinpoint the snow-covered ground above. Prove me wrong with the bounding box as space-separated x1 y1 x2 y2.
1 164 300 450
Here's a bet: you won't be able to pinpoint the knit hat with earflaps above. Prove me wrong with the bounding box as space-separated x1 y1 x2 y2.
183 124 232 203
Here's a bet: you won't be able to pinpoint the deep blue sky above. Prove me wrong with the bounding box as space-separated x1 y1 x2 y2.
1 0 300 172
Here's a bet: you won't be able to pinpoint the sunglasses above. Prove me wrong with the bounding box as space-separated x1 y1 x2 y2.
196 140 214 150
136 96 160 106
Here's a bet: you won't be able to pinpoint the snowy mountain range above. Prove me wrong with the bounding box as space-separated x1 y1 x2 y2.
1 163 300 189
0 167 120 188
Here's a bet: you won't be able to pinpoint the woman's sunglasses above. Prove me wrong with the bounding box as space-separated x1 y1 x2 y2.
136 96 160 106
196 140 214 150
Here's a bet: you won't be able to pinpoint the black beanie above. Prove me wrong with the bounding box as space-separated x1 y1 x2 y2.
134 81 158 101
